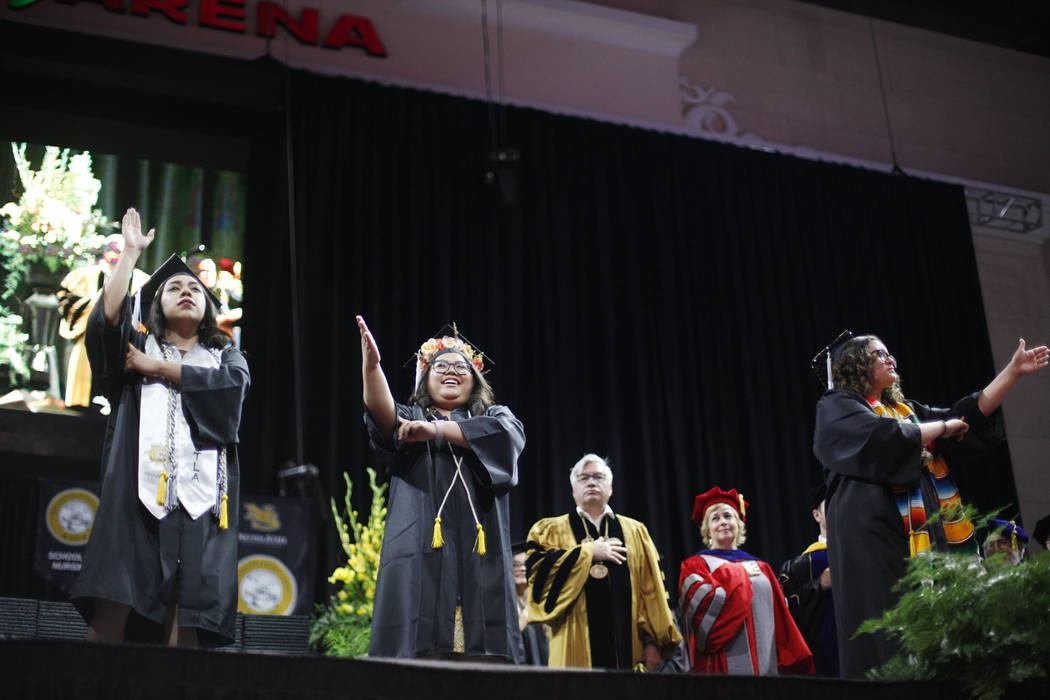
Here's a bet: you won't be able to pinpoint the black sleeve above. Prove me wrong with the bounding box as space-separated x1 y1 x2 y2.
814 390 924 486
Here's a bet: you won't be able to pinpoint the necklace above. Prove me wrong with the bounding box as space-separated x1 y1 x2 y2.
579 512 611 579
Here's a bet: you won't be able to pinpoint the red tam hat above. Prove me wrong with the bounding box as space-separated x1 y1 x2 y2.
691 486 749 527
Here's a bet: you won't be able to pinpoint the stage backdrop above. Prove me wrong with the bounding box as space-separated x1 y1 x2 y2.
244 69 1016 603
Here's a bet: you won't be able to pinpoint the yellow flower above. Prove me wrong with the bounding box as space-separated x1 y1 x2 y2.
338 603 354 615
337 590 348 601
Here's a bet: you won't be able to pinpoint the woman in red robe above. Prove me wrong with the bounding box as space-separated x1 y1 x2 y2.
679 487 813 675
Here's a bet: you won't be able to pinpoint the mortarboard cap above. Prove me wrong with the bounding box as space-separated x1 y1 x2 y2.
511 540 528 555
984 518 1029 548
809 482 828 512
810 329 854 390
404 323 494 389
1033 515 1050 548
691 486 749 527
135 253 221 325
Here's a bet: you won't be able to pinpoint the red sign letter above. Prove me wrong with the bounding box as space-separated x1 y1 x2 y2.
199 0 247 33
256 1 319 45
130 0 188 24
323 15 387 57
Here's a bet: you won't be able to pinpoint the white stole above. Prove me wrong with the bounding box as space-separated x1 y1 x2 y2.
138 335 221 521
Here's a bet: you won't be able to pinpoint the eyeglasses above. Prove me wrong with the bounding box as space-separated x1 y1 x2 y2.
432 360 473 376
871 349 896 366
576 472 607 484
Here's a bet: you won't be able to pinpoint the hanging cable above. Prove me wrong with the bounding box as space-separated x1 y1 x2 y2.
869 18 904 175
282 65 305 465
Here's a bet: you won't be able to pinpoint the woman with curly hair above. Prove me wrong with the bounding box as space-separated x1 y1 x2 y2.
357 316 525 661
814 333 1048 679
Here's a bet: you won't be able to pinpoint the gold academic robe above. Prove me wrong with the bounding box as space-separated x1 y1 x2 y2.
526 513 681 668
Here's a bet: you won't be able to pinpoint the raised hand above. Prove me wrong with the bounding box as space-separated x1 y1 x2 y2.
121 207 155 253
357 315 381 370
1009 338 1050 377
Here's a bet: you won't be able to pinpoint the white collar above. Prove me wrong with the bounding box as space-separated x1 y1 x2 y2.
576 504 614 528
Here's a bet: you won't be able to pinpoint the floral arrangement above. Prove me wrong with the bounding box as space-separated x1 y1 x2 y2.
858 511 1050 699
417 335 484 373
0 143 112 299
0 312 29 386
309 468 387 657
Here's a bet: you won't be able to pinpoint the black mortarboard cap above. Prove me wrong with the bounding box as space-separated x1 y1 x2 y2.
136 253 221 322
1031 515 1050 547
810 329 853 389
403 322 495 381
809 482 828 511
511 540 528 555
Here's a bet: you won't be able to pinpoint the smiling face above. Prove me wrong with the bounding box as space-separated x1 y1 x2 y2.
867 338 898 395
704 503 742 550
158 273 206 327
571 460 613 512
425 351 476 410
512 552 528 586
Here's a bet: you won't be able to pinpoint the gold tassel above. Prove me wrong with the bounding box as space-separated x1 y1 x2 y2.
908 530 917 557
432 517 444 549
156 472 168 505
738 493 746 519
219 494 229 530
474 523 486 555
1010 520 1017 550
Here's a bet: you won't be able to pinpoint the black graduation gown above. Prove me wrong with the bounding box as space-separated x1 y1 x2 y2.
69 297 250 645
813 388 991 679
365 402 525 661
779 546 838 676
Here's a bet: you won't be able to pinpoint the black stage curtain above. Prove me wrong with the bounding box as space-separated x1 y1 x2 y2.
264 69 1016 601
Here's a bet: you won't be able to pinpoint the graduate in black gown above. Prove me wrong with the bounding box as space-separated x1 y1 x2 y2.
70 207 250 647
813 333 1047 679
357 317 524 661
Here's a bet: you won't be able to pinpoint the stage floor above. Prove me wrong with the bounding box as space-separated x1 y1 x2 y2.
5 597 1046 700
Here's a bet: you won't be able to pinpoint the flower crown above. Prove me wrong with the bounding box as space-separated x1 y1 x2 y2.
417 335 484 373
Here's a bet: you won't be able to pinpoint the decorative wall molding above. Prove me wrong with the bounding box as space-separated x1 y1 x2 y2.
679 76 771 147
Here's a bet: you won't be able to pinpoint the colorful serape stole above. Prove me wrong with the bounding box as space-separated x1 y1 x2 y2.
867 398 975 556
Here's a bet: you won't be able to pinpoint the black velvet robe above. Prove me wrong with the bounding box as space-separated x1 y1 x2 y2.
70 296 250 645
365 402 524 661
813 388 993 679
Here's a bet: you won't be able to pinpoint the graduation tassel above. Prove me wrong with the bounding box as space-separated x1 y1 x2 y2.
908 530 918 558
156 472 169 506
219 494 229 530
432 517 444 549
738 493 747 520
474 523 486 555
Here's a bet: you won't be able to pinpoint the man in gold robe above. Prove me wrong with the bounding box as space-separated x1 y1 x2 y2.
526 454 681 669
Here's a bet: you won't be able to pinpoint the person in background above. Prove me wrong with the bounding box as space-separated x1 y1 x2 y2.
679 487 813 675
982 519 1029 567
779 485 838 676
526 454 681 670
512 541 549 665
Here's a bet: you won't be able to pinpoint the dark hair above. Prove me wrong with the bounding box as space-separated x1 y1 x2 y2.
408 361 495 416
831 334 904 405
146 282 230 350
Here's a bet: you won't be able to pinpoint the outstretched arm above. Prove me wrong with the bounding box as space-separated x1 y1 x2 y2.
102 207 154 326
978 339 1050 416
358 315 397 441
